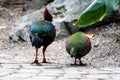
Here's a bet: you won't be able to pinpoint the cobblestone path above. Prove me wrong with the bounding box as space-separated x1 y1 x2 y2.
0 53 120 80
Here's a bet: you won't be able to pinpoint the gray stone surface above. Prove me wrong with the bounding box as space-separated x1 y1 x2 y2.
0 52 120 80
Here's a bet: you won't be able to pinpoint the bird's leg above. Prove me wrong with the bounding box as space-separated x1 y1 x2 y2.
42 46 47 63
42 50 47 63
74 58 77 65
71 57 77 66
31 48 41 65
79 59 87 66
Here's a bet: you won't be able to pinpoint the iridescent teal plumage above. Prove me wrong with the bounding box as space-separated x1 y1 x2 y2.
30 20 55 48
66 32 91 65
30 20 53 35
29 8 56 65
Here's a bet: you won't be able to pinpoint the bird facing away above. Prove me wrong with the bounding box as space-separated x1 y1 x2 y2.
29 8 56 65
65 31 94 66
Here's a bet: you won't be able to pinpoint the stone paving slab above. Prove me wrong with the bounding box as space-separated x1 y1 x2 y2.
0 54 120 80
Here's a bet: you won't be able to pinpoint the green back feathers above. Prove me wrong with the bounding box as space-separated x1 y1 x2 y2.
68 32 87 50
35 20 47 28
30 20 53 36
68 32 88 56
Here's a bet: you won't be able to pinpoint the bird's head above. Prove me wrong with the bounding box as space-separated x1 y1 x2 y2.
44 7 53 22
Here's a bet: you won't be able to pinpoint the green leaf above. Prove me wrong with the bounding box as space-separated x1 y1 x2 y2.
74 0 106 27
105 0 120 13
74 0 120 27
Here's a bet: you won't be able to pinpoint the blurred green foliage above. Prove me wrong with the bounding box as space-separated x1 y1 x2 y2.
74 0 120 27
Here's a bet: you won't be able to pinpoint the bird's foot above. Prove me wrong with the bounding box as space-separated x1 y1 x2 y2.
71 63 79 66
31 60 41 66
71 63 87 66
42 58 51 64
42 58 47 63
79 63 87 66
79 59 87 66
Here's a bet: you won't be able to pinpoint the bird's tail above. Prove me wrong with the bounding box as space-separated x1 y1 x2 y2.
31 36 43 48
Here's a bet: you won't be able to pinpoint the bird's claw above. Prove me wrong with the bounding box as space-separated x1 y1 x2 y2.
79 63 87 66
42 61 47 63
42 58 51 64
71 63 79 66
42 58 47 63
31 60 41 66
71 63 87 66
79 61 87 66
